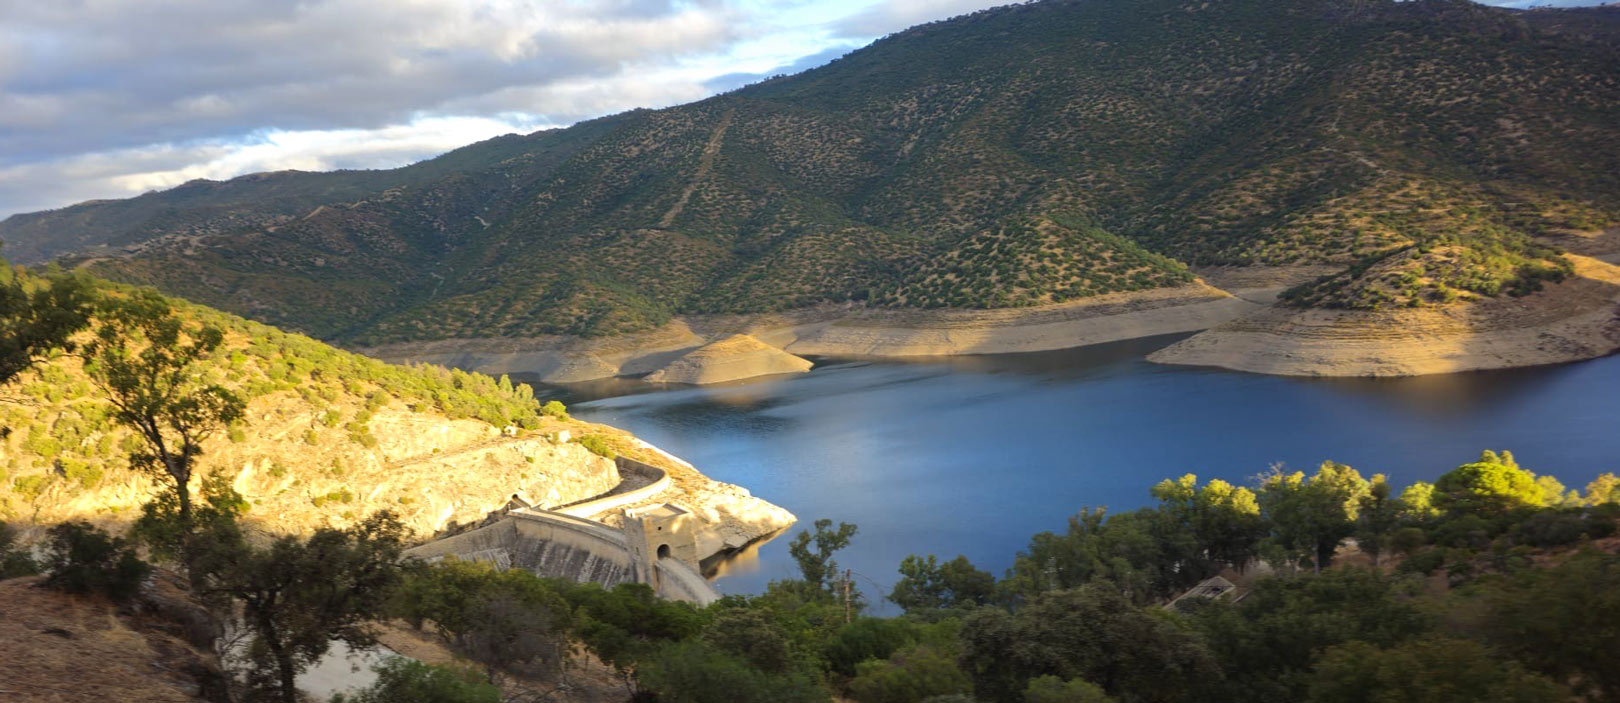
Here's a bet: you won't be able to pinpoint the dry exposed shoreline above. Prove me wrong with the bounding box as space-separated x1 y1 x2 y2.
363 282 1264 383
362 256 1620 383
1150 255 1620 377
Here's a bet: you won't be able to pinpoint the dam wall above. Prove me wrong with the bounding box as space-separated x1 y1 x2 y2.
403 504 719 605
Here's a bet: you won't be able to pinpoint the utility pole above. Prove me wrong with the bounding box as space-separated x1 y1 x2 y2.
843 568 853 624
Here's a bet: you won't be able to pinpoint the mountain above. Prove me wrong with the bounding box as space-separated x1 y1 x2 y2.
3 0 1618 350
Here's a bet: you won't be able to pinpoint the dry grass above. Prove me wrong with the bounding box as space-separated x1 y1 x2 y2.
0 575 220 703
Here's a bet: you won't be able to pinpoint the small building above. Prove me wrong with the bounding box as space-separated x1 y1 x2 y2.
1165 575 1240 611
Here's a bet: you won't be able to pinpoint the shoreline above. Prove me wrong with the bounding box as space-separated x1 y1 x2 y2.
1150 255 1620 377
362 282 1265 383
360 258 1620 383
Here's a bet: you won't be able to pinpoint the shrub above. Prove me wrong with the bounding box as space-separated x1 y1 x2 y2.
332 659 499 703
59 459 103 489
1396 549 1447 576
850 644 972 703
1512 508 1618 548
1390 527 1427 556
42 521 151 602
1025 676 1115 703
579 435 616 460
312 489 355 508
541 400 569 420
0 522 40 579
637 640 826 703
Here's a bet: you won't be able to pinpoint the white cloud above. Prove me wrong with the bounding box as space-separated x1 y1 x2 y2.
0 115 551 215
1 0 1610 218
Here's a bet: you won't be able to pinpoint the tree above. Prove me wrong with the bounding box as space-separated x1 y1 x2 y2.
1433 451 1544 515
1185 568 1432 703
85 290 243 541
1583 473 1620 506
1477 551 1620 703
561 581 704 685
788 519 858 594
1151 474 1266 574
890 554 995 612
1307 638 1560 703
1258 463 1367 574
636 640 827 703
192 512 407 703
703 608 793 674
824 617 920 679
1004 507 1173 602
0 260 92 390
1354 475 1402 566
1025 675 1116 703
850 644 972 703
959 584 1218 703
388 559 576 684
332 659 500 703
1398 482 1440 522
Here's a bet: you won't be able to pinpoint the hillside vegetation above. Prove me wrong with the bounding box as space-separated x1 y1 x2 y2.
0 271 570 532
3 0 1614 345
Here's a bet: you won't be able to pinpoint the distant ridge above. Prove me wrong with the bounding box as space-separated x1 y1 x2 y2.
3 0 1616 351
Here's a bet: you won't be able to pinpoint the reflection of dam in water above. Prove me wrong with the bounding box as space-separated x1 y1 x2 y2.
403 458 720 604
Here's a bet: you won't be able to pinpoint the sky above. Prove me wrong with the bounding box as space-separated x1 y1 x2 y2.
0 0 1605 219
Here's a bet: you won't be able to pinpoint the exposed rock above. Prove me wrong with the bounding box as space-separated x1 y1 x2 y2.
643 334 813 385
1150 255 1620 377
535 352 618 383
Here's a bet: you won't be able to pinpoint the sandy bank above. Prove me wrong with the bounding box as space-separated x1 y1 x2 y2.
775 283 1257 357
1149 255 1620 377
362 282 1262 382
643 334 814 384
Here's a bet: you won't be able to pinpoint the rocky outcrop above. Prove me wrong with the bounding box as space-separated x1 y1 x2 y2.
1150 255 1620 377
643 334 813 384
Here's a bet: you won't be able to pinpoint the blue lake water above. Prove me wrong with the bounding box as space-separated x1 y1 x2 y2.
531 335 1620 606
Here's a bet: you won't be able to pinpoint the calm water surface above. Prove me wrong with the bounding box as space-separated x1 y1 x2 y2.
525 335 1620 604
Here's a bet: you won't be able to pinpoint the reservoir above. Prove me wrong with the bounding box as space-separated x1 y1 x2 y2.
529 334 1620 605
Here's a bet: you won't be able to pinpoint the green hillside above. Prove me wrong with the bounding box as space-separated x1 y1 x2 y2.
0 273 549 524
4 0 1617 344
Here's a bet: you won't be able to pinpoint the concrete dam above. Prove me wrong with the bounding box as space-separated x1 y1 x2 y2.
402 457 721 605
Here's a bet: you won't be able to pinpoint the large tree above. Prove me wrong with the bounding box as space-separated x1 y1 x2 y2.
1433 450 1544 515
788 519 858 595
84 289 242 537
0 259 92 390
1258 463 1368 574
192 511 407 703
889 554 995 613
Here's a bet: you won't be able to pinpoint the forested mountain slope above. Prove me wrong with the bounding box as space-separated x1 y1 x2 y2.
4 0 1617 346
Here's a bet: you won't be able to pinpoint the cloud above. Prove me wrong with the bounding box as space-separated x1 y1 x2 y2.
0 115 551 216
702 45 858 93
0 0 753 166
831 0 1010 38
3 0 1611 219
